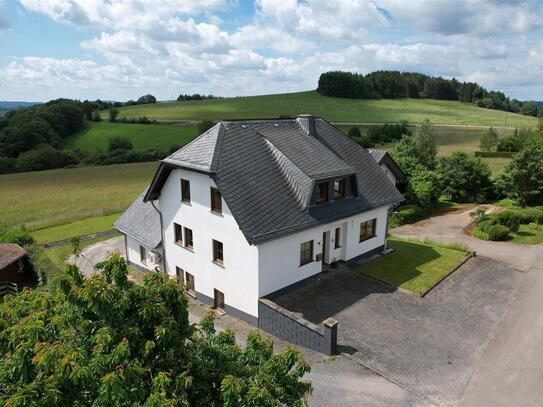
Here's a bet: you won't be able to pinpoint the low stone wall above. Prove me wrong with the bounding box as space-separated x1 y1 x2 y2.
258 298 338 355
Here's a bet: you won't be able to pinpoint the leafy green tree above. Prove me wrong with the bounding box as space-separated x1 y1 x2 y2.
347 126 361 139
502 139 543 206
405 168 442 208
198 120 215 134
137 94 157 105
479 127 499 151
520 101 539 117
108 107 119 122
0 226 35 246
437 152 493 202
93 111 103 122
497 134 522 152
412 120 437 169
0 254 311 406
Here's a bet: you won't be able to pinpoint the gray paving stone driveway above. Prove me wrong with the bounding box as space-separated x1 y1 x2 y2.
274 256 523 406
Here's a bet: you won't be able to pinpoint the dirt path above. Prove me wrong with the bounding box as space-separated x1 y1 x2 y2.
392 205 540 271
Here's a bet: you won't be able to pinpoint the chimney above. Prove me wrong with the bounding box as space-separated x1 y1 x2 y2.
297 114 315 136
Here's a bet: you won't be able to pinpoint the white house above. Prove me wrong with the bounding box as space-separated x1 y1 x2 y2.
116 115 403 325
368 149 406 186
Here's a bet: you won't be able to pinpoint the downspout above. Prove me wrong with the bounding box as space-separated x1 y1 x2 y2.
151 200 167 275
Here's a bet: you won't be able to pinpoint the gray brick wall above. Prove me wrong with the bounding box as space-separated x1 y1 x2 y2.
258 299 337 355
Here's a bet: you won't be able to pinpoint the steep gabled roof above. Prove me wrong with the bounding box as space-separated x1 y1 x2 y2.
114 192 162 248
0 244 26 270
145 117 403 245
369 149 407 183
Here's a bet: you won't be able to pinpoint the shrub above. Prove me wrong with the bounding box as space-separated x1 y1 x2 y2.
0 227 35 246
513 208 543 224
358 134 373 148
347 126 361 139
473 227 490 240
474 151 514 158
0 156 16 174
494 211 521 231
15 144 79 172
477 218 497 233
108 136 133 151
487 224 511 241
198 120 215 134
389 204 429 227
108 107 119 122
470 208 487 225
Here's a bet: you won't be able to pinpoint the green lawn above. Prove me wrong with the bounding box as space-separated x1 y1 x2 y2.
356 237 468 294
31 213 122 244
508 224 543 244
0 162 156 230
63 122 199 153
105 91 538 128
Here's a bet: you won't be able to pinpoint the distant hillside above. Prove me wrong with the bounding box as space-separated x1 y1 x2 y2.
0 101 41 117
109 91 538 128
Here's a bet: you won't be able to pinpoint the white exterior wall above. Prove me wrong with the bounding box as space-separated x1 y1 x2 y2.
380 163 397 185
257 205 390 297
160 169 260 318
125 235 162 271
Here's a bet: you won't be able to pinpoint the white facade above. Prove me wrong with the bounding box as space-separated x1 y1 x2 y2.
125 235 163 272
158 167 391 320
380 163 397 185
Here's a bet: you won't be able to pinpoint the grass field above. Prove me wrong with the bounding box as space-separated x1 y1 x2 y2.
31 213 122 244
63 122 199 153
0 162 157 230
109 91 538 128
357 237 468 294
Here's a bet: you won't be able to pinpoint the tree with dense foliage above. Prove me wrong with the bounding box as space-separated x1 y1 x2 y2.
501 139 543 206
479 127 499 151
437 152 493 202
177 93 220 102
412 120 437 169
0 254 312 406
198 120 215 134
137 94 157 104
108 107 119 122
497 134 522 152
347 126 361 139
108 136 133 151
405 168 442 208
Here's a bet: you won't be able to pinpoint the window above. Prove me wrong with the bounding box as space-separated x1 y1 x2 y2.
211 187 222 213
181 179 191 202
359 219 377 242
299 240 313 266
176 266 183 283
334 227 341 249
174 223 183 244
184 227 193 249
315 182 328 204
140 245 147 263
214 289 225 310
334 179 345 199
213 239 224 264
185 272 195 293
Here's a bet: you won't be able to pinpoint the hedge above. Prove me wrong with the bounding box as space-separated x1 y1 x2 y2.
474 151 514 158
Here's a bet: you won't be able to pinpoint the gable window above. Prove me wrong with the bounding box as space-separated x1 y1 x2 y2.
184 227 193 249
334 179 345 199
211 187 222 213
174 223 183 244
212 239 224 264
299 240 313 266
359 219 377 242
316 182 328 204
140 245 147 263
181 179 191 203
334 227 341 249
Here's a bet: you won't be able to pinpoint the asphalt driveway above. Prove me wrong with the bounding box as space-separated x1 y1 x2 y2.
69 236 125 276
273 256 523 406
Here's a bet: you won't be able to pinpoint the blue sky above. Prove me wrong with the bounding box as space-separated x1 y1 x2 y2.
0 0 542 102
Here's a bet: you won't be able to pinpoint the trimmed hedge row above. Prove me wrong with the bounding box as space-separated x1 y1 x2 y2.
474 151 514 158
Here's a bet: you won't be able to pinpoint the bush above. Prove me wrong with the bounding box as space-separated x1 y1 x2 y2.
477 218 497 233
513 208 543 224
198 120 215 134
15 144 79 172
474 151 514 158
358 133 373 148
389 204 429 227
487 224 511 241
494 211 521 231
108 136 133 151
347 126 361 139
0 227 35 246
473 227 490 240
0 156 15 174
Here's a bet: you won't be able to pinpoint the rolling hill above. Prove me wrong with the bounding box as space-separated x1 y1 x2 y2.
108 91 538 128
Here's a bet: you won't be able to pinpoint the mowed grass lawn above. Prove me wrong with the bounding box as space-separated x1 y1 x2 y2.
356 237 468 294
107 91 538 128
31 213 122 244
63 122 199 153
0 162 157 230
508 224 543 244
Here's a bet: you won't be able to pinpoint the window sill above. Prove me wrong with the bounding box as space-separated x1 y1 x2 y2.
175 242 194 253
209 210 223 217
212 260 225 268
181 201 192 206
299 260 314 267
359 235 376 243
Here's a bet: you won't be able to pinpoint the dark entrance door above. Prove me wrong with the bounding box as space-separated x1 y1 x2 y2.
322 232 328 264
214 289 225 310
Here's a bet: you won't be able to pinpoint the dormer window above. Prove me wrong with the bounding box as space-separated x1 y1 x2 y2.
316 182 328 204
334 179 345 199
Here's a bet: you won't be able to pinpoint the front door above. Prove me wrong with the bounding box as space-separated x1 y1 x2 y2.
322 232 328 265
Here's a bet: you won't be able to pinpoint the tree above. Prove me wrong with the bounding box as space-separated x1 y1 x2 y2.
479 127 499 151
497 134 522 152
137 94 157 105
502 139 543 206
405 168 442 208
520 101 539 117
412 120 437 169
198 120 215 134
108 107 119 122
0 254 311 406
108 136 133 151
437 152 493 202
347 126 361 139
92 111 102 122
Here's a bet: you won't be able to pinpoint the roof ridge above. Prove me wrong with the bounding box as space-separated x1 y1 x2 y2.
209 122 225 173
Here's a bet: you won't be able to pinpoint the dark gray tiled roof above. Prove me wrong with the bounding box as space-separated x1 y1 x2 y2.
368 149 387 164
145 117 403 245
114 192 162 248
